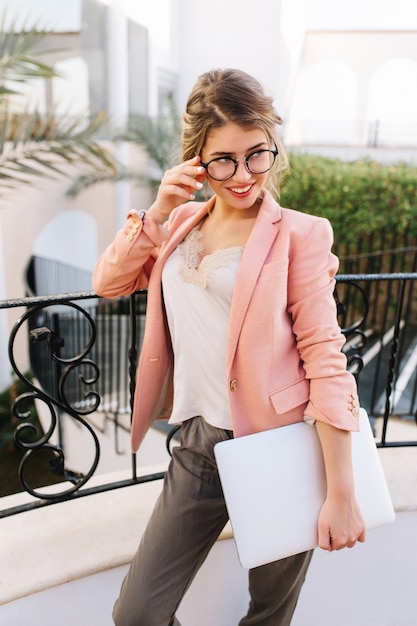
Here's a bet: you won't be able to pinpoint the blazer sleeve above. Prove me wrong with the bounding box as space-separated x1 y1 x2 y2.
287 217 359 431
92 210 169 298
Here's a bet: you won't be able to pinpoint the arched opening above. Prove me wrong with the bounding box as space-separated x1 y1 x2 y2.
288 58 358 146
34 210 98 271
367 58 417 147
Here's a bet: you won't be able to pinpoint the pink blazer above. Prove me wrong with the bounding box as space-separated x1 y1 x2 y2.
93 190 359 451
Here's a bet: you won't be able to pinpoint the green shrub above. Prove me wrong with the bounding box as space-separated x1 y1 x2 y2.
279 153 417 249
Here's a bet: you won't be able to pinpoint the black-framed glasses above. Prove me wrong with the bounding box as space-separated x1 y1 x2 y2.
200 147 279 181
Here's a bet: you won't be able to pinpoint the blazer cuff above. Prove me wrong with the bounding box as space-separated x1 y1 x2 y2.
127 210 168 247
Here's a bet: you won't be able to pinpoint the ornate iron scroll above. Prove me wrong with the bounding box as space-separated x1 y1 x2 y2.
8 300 100 499
334 279 368 376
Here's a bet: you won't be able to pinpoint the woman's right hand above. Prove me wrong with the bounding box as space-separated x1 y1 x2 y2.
146 156 206 224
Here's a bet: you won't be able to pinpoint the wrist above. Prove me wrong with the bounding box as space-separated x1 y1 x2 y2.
147 204 166 225
326 473 355 500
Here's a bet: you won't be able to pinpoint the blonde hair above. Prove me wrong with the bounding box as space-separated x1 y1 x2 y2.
182 68 288 195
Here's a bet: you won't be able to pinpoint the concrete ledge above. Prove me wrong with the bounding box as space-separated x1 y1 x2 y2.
0 465 166 604
0 417 416 608
0 464 233 606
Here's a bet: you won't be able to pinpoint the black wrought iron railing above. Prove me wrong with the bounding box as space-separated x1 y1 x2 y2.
335 274 417 444
1 273 417 519
25 255 93 297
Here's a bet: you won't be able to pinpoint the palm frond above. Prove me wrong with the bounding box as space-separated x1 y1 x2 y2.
114 97 182 173
0 85 18 96
66 167 154 198
0 14 61 105
68 99 182 198
0 14 117 196
116 116 180 171
0 109 117 190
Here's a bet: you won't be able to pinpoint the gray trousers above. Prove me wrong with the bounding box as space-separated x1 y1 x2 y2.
113 416 313 626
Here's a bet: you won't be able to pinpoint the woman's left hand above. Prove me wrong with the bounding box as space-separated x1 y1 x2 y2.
318 494 366 551
315 420 366 551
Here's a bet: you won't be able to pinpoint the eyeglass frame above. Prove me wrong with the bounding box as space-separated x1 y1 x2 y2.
199 146 279 181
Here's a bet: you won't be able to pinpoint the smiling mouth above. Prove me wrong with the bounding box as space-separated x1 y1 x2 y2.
229 184 254 195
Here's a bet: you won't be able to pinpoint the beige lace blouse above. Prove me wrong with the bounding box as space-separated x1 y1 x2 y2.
161 225 244 430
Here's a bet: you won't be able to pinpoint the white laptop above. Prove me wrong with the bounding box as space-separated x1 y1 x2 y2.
214 408 395 569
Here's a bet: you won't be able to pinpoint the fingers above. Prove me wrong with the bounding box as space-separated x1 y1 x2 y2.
318 529 357 551
318 509 367 552
317 519 332 551
317 496 367 552
319 529 366 552
163 156 205 184
150 157 207 220
160 158 206 199
318 535 332 552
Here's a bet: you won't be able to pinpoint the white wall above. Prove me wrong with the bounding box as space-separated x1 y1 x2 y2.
287 31 417 147
306 0 417 30
0 0 82 30
177 0 308 120
113 0 181 116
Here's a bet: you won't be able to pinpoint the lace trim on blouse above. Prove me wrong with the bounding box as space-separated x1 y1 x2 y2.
178 226 244 288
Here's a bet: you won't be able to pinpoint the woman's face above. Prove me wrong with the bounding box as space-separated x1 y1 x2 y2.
200 122 271 214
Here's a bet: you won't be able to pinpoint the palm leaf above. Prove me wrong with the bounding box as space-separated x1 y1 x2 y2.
0 109 117 191
0 15 58 87
0 15 123 196
0 85 17 96
116 114 181 172
67 96 182 198
66 168 154 198
115 95 181 163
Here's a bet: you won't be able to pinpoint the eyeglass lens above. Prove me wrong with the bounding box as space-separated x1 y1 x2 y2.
206 150 276 181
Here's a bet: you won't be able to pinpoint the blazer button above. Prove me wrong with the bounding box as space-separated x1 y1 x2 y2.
230 379 238 391
350 391 360 417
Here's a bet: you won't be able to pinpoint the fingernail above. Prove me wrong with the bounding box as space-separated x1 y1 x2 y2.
189 194 195 200
196 182 203 189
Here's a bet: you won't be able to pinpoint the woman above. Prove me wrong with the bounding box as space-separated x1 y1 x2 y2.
93 68 366 626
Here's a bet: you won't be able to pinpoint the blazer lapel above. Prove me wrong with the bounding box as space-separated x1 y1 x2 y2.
227 193 282 369
149 192 282 371
156 197 216 268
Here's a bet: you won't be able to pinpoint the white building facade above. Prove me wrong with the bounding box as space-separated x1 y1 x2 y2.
0 0 416 391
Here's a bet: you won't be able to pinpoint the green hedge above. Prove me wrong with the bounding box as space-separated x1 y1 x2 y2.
279 153 417 248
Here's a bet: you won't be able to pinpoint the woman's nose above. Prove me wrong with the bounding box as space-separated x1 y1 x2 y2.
233 159 252 181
